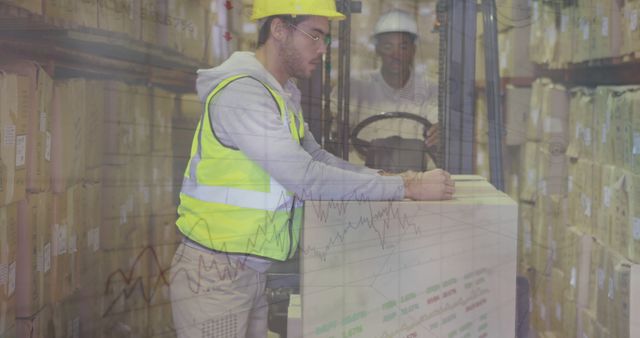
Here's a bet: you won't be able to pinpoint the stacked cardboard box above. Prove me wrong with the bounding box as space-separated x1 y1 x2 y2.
622 0 640 55
173 0 207 61
521 82 640 337
0 72 27 206
505 86 531 146
51 79 87 193
528 1 558 66
0 48 189 336
0 204 18 337
15 193 52 336
0 61 53 194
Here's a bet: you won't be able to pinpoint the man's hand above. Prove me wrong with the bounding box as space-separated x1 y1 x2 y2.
401 169 455 201
425 123 440 148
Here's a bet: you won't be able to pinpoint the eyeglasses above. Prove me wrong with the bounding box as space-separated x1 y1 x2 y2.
288 23 332 47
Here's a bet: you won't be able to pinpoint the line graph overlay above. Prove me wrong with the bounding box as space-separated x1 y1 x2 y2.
300 177 518 338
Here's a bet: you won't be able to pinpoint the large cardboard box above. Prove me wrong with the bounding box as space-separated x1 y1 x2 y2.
295 176 518 338
51 80 86 194
0 204 18 336
0 61 53 194
0 73 27 207
15 193 52 318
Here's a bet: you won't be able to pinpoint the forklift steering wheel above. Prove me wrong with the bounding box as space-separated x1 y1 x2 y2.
350 111 436 161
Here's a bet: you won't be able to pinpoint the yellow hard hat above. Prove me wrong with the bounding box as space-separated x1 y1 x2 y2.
251 0 346 21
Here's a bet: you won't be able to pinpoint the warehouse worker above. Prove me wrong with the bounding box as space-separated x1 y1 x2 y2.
169 1 455 337
338 9 440 166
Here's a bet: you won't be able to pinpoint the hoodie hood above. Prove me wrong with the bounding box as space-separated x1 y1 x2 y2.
196 52 289 102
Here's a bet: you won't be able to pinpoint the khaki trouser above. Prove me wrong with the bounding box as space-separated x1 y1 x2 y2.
170 243 268 338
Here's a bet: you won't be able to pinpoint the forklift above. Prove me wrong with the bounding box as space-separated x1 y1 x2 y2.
266 1 529 337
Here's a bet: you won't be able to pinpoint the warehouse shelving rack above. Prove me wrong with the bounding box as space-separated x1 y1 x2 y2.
0 2 202 92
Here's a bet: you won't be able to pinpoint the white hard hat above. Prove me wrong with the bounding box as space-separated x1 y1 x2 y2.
373 9 418 39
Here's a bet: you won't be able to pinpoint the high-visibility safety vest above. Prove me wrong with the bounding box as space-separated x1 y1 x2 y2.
176 75 305 261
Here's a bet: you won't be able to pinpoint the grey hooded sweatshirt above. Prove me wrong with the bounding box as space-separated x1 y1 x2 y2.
191 52 405 269
195 51 405 201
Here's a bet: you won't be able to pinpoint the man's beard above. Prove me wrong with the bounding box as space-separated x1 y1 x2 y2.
279 36 310 80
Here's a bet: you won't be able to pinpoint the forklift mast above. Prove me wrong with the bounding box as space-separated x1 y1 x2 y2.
437 0 505 190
